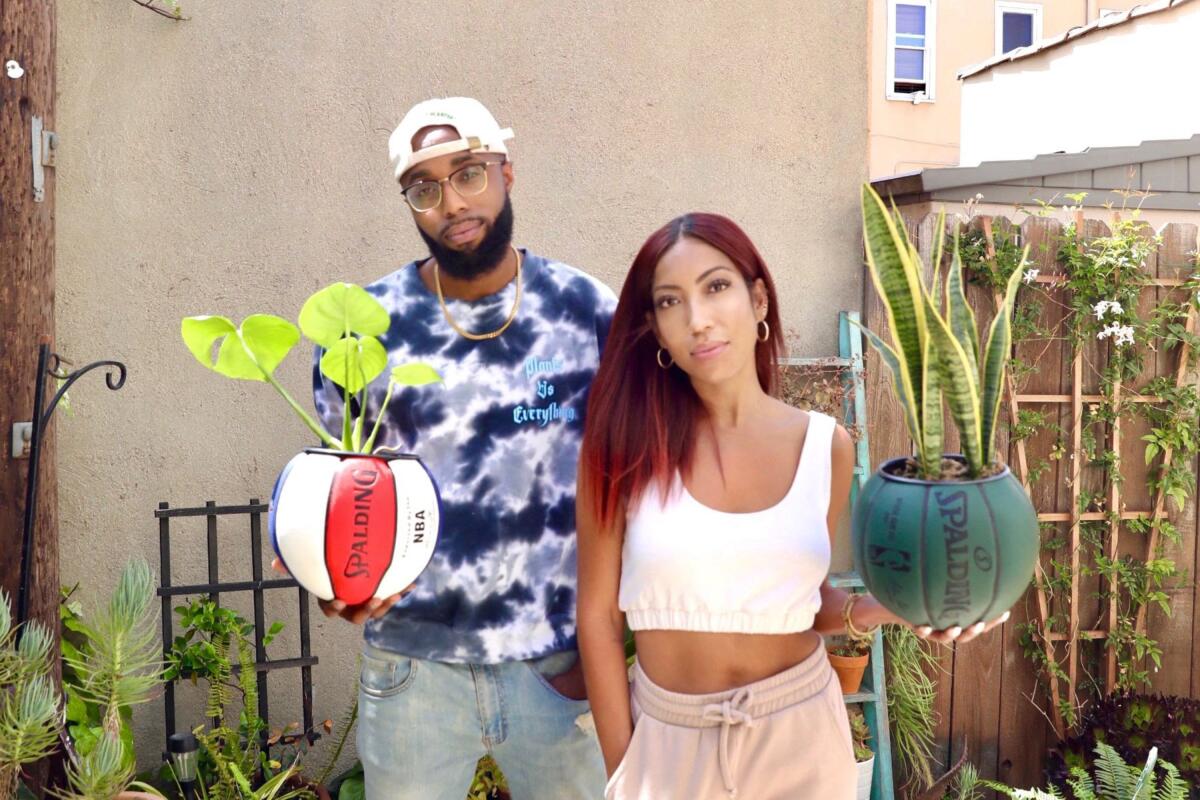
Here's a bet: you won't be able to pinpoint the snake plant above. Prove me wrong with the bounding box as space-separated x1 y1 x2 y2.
855 183 1028 480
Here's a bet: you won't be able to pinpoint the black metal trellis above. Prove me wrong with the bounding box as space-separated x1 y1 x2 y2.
18 342 127 627
155 498 319 754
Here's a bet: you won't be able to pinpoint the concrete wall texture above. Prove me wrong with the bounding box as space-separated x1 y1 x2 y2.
54 0 867 769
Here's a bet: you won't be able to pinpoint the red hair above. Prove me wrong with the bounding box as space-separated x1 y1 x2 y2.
581 213 784 530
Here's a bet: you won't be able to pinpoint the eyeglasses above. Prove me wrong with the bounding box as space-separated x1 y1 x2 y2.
400 160 503 213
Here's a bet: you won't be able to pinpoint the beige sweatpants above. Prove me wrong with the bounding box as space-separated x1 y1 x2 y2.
604 646 858 799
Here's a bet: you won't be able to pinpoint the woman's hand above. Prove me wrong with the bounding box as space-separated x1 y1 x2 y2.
912 610 1010 644
854 594 1011 644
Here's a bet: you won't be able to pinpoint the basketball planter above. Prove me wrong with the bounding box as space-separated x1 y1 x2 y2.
270 450 440 604
849 185 1039 629
183 282 443 605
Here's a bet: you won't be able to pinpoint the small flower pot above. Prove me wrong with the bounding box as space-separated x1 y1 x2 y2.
855 755 875 800
827 648 870 694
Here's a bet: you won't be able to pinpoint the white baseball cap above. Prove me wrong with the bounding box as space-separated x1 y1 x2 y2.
388 97 514 182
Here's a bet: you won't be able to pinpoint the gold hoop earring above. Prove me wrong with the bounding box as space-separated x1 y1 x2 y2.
656 348 673 369
757 320 770 343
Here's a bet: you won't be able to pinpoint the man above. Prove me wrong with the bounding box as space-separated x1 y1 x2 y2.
312 97 615 799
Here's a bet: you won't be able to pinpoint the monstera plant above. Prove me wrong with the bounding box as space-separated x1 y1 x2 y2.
849 184 1040 630
182 284 444 607
182 283 441 453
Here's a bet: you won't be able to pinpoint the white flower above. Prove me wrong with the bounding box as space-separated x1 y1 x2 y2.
1094 300 1111 320
1023 268 1039 285
975 193 984 201
4 60 23 79
1115 325 1135 346
1108 301 1123 315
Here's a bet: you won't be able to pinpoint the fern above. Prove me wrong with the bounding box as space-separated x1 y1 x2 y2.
1086 741 1137 798
981 783 1065 800
315 662 359 786
988 743 1191 800
1152 761 1188 800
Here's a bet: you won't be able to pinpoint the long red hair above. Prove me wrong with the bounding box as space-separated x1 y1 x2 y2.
581 213 784 530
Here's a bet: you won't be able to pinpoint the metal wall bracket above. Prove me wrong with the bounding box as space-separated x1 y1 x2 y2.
31 117 56 202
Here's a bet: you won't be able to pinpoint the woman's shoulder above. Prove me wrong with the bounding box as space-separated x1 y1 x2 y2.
766 402 851 453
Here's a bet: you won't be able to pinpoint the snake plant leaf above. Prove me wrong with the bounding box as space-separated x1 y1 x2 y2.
299 282 390 348
947 236 981 381
919 285 945 477
861 185 928 439
926 300 985 474
320 335 388 395
851 319 923 452
980 246 1029 467
931 209 947 291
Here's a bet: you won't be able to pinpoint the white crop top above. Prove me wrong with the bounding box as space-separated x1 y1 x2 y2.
618 411 835 634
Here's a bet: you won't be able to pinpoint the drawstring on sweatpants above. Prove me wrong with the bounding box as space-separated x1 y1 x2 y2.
700 687 756 797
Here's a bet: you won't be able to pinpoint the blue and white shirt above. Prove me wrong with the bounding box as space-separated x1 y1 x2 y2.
313 251 616 664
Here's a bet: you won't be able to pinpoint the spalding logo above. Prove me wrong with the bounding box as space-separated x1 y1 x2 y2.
324 459 397 605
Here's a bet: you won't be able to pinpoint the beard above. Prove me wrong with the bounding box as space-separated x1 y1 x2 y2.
418 194 515 281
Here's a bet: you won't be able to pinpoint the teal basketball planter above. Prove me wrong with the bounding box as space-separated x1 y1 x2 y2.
851 184 1039 628
852 455 1039 629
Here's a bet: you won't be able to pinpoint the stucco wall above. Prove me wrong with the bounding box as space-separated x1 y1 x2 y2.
54 0 868 770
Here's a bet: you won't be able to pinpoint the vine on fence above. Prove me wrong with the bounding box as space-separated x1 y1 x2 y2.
957 195 1200 730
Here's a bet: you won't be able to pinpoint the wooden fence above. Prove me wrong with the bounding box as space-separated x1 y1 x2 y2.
861 210 1200 790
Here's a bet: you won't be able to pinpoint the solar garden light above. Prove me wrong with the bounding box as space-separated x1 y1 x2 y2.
167 732 198 799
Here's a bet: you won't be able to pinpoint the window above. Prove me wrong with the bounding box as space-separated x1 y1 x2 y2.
995 2 1043 55
887 0 936 101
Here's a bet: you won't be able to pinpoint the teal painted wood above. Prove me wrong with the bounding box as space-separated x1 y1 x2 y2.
834 310 895 800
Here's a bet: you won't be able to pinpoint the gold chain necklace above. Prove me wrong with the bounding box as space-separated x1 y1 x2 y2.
432 244 522 341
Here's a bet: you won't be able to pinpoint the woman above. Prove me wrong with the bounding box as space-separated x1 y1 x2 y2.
576 213 1007 799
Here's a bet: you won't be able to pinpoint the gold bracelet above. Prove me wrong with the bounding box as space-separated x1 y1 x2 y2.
842 593 880 645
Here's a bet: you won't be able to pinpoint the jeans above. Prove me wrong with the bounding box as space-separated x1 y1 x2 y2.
357 643 606 800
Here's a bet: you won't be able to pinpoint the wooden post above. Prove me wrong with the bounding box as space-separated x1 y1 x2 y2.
1 3 58 794
1 4 59 637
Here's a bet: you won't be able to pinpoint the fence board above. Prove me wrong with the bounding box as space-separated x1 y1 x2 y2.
995 215 1064 790
1149 223 1199 697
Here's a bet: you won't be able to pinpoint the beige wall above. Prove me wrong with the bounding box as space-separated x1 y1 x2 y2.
55 0 868 769
869 0 1143 178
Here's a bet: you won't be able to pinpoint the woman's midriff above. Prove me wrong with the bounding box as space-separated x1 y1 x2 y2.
632 628 822 694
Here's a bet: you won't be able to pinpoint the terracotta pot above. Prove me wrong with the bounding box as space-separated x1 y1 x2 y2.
827 648 869 694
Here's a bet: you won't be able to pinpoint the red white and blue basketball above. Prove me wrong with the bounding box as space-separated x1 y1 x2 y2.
269 449 440 606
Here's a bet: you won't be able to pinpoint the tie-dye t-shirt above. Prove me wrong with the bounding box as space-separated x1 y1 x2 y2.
312 250 616 664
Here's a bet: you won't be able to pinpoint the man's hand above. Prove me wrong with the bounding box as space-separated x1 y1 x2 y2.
271 557 415 625
547 656 588 701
